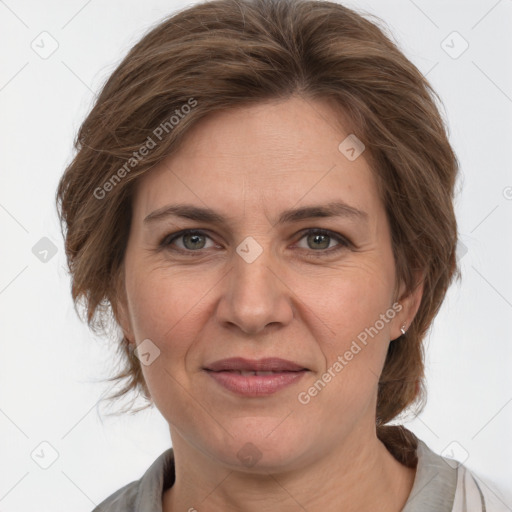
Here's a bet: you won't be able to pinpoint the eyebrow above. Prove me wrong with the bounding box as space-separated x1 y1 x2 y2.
143 201 368 226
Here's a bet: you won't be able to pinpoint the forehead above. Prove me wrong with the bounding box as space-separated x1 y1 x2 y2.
132 96 382 221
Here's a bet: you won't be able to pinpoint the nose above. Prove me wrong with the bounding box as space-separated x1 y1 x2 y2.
215 244 294 335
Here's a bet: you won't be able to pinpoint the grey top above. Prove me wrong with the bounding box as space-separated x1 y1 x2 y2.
91 438 505 511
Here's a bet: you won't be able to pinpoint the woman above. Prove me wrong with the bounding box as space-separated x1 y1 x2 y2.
55 0 508 510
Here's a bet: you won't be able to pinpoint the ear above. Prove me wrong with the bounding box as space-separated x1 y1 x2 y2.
113 263 135 346
391 270 424 341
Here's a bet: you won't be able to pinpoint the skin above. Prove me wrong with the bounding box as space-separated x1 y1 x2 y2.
117 95 424 511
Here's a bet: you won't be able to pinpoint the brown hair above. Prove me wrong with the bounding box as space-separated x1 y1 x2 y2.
56 0 460 465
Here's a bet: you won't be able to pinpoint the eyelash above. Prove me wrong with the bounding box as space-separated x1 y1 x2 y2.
159 228 351 258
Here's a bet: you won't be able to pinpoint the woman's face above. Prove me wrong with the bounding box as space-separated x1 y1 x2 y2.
119 96 420 471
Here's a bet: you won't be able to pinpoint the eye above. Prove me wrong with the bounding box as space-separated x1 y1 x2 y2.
161 230 216 252
294 229 350 256
159 228 351 256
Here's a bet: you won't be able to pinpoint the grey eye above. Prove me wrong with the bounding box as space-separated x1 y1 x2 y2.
181 232 208 250
306 233 332 250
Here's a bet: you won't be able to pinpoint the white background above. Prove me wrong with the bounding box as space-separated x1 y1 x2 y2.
1 0 511 510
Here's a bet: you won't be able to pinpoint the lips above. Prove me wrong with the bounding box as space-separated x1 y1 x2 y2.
203 357 309 396
204 357 307 373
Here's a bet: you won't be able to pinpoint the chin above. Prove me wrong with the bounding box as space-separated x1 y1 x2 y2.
204 420 312 473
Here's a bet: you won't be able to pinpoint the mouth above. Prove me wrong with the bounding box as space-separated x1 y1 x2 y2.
204 357 308 373
203 357 309 397
211 369 299 376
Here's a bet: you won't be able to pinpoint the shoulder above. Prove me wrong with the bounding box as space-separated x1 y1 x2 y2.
91 448 175 512
402 436 509 512
92 479 140 512
452 463 511 512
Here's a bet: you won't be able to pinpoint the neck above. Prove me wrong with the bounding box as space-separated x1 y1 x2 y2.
162 426 417 512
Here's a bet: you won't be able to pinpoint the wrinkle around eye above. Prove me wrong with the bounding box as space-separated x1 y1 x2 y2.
153 228 360 262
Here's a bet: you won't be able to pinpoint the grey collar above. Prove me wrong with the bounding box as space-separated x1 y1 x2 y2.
113 439 458 511
402 439 458 511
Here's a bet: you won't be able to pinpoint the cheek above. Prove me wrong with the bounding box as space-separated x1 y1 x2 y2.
293 262 395 408
124 271 194 392
124 268 211 409
293 261 395 350
126 263 210 341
